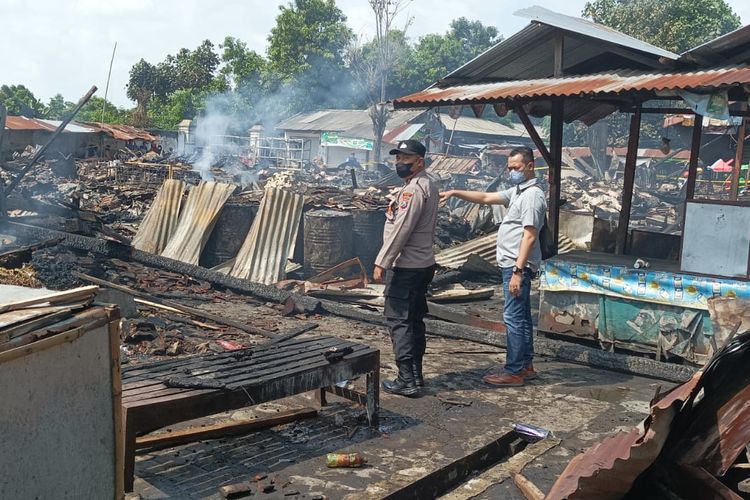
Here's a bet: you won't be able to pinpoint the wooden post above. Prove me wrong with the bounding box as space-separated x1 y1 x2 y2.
515 105 555 168
548 98 564 255
615 104 642 255
685 114 704 200
731 105 747 200
0 103 6 220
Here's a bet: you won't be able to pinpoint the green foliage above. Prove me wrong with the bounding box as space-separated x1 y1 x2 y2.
219 36 267 89
267 0 353 81
0 84 46 117
582 0 741 53
403 18 500 91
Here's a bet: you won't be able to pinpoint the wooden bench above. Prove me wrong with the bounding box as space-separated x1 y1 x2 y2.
121 336 379 492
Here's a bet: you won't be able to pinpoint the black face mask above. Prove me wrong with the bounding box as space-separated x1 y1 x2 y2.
396 162 415 178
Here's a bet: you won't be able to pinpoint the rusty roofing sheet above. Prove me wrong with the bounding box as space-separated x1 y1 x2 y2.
160 181 236 265
394 65 750 108
132 179 187 255
230 188 304 285
435 233 496 269
4 116 95 133
427 154 480 176
85 122 156 141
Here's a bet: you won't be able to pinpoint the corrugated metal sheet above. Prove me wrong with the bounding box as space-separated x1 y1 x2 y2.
439 113 528 137
681 25 750 65
86 123 156 141
276 109 423 141
515 6 677 58
382 122 424 143
131 179 187 254
160 181 236 265
427 154 480 176
4 116 95 133
441 8 676 86
395 66 750 108
230 188 304 285
435 233 497 269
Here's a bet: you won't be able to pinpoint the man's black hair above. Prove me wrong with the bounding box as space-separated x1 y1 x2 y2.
509 146 534 165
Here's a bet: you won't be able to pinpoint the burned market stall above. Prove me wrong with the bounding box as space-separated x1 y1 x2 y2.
393 6 750 366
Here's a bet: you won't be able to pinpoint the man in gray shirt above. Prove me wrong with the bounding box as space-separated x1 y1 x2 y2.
440 147 547 387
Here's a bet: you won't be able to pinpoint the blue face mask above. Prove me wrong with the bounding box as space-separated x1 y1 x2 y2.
509 169 526 185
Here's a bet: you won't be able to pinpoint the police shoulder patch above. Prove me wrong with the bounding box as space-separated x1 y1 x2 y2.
399 191 413 210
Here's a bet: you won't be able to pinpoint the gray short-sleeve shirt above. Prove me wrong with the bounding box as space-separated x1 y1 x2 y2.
495 178 547 271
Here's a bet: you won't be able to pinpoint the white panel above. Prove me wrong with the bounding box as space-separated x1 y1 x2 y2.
681 201 750 278
0 324 117 499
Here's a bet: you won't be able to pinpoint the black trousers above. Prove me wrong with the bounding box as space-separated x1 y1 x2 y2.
384 265 436 366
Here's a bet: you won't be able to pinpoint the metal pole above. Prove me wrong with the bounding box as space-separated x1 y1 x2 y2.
548 98 564 256
101 42 117 124
685 114 703 201
5 86 97 195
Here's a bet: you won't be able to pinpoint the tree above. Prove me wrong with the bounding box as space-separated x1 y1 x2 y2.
45 94 73 120
268 0 353 80
126 59 161 127
219 36 267 90
404 18 500 92
582 0 741 53
265 0 355 118
0 84 45 117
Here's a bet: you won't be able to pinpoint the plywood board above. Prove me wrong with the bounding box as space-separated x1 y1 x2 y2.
0 310 121 499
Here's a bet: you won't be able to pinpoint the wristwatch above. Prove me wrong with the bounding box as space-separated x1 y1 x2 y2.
512 265 523 275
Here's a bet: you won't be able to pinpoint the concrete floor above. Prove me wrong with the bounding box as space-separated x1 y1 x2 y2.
133 301 669 500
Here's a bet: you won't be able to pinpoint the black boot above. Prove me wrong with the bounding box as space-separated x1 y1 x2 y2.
413 359 424 387
383 363 419 397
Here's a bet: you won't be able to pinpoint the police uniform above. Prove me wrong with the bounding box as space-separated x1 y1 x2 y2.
375 169 439 392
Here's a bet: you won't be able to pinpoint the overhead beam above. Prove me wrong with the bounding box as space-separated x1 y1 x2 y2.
685 114 704 200
514 105 555 168
548 98 564 255
615 104 642 255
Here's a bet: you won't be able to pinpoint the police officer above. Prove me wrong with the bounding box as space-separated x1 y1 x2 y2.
373 140 438 397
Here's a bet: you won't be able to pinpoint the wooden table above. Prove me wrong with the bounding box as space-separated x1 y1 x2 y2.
121 336 379 491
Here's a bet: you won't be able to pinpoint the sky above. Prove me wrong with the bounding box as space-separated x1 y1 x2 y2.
1 0 749 109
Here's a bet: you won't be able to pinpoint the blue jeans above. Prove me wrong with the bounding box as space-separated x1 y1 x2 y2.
502 267 534 375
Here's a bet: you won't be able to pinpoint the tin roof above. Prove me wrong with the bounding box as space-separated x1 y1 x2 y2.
395 65 750 109
4 116 96 133
681 24 750 66
276 109 424 142
427 154 480 176
440 6 677 86
438 113 529 137
86 122 157 141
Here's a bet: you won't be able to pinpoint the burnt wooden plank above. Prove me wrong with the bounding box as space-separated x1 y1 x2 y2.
121 336 348 380
125 338 354 383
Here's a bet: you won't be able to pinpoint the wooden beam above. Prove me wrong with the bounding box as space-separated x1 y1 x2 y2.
514 105 555 171
553 32 564 77
75 272 281 339
548 98 564 255
685 114 704 200
615 104 642 255
731 104 747 200
135 407 317 451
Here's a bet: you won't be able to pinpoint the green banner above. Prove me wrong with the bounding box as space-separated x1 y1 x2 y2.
321 132 373 151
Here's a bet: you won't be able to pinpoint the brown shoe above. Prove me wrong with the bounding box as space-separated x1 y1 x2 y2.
483 372 524 387
520 365 538 380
